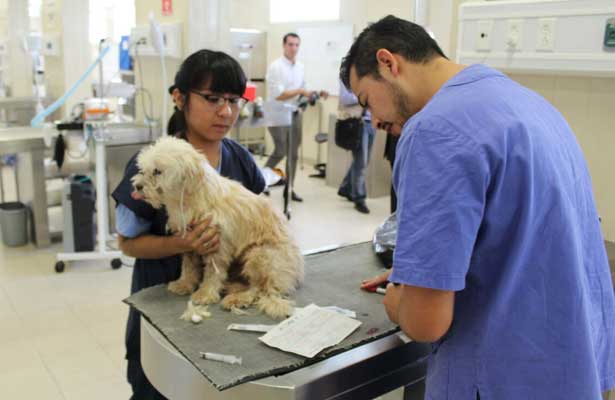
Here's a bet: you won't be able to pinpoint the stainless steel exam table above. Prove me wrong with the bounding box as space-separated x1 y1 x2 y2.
141 313 429 399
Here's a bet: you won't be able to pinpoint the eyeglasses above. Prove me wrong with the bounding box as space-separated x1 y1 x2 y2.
190 91 248 110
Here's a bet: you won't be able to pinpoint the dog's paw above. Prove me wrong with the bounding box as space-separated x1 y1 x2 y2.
191 288 221 305
167 279 195 296
221 292 255 311
257 296 294 320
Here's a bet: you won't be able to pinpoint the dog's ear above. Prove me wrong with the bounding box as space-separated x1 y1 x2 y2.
177 149 206 187
156 138 205 189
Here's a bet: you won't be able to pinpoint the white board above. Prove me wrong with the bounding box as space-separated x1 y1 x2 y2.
297 24 354 95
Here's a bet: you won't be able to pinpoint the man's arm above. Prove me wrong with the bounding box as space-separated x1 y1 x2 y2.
384 284 454 342
382 123 488 342
267 63 311 101
276 88 311 101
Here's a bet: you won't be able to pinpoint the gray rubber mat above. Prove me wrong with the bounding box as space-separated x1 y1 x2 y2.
124 242 398 390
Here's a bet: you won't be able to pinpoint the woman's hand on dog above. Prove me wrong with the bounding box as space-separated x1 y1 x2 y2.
176 216 220 255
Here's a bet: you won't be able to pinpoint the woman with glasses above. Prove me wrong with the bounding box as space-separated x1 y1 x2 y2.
111 49 265 400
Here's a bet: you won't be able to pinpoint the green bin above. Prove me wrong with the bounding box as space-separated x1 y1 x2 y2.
0 202 28 247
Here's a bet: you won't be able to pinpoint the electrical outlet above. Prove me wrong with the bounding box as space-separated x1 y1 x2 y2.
506 19 524 51
536 18 556 52
41 35 61 56
476 20 494 51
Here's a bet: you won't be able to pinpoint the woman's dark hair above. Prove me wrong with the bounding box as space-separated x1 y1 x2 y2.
167 49 247 136
340 15 447 89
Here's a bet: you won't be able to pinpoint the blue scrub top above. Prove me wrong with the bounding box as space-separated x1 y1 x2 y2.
389 64 615 400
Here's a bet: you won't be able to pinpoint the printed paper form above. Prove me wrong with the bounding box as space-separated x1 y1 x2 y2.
259 303 362 358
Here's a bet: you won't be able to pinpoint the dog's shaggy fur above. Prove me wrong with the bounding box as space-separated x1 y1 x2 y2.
132 137 304 319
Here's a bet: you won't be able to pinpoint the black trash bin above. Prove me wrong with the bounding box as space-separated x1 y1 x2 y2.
62 175 95 252
0 202 28 247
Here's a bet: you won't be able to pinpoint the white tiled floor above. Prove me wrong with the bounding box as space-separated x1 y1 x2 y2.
0 163 391 399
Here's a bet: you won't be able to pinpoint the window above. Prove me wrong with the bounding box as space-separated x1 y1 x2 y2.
270 0 340 23
88 0 135 85
28 0 42 32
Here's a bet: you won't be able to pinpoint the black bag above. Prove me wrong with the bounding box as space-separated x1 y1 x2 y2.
335 117 363 151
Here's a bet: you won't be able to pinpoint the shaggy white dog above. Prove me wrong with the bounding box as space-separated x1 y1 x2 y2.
132 137 304 319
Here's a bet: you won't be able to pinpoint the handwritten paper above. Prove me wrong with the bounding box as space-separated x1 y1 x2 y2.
259 304 362 358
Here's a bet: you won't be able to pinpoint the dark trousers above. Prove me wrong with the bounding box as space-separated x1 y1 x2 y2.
127 357 168 400
339 121 375 201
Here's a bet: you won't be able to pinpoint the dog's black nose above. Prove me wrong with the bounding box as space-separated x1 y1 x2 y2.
135 184 143 191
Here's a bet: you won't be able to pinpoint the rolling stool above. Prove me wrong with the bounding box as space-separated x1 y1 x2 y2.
309 132 328 178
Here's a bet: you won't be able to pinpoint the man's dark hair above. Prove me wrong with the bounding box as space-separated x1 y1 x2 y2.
340 15 447 89
283 32 300 44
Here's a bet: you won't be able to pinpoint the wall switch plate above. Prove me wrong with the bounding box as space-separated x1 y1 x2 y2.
605 18 615 48
41 35 61 56
130 23 183 59
536 18 556 52
506 19 524 51
477 20 494 51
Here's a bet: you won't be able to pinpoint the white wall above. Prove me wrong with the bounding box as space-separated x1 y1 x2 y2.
7 0 33 97
40 0 92 119
61 0 91 118
428 0 455 56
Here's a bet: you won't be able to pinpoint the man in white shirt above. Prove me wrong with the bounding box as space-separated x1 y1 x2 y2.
266 32 328 202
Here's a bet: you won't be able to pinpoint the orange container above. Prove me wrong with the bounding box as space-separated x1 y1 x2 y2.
243 83 257 102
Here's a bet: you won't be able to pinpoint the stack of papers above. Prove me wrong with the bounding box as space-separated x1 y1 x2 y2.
259 304 362 358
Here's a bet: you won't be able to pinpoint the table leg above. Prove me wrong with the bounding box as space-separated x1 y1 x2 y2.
16 149 50 246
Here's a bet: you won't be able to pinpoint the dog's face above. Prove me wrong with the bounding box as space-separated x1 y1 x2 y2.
131 136 205 209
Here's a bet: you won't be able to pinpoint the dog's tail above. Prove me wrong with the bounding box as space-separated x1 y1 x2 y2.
256 293 294 320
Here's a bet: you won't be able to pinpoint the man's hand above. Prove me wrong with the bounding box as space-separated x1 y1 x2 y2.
360 270 392 291
319 90 329 99
383 283 402 324
175 216 220 256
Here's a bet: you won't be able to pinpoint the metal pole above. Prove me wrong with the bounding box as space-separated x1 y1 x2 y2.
13 162 19 202
94 125 108 251
0 162 4 203
283 114 294 220
98 39 105 99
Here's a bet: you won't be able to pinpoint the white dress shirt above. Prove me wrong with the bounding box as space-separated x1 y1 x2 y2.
266 56 306 104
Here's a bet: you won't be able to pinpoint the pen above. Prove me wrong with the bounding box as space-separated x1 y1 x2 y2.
363 283 389 294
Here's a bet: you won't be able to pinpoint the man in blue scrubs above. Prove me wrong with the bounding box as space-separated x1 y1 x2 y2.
343 15 615 400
